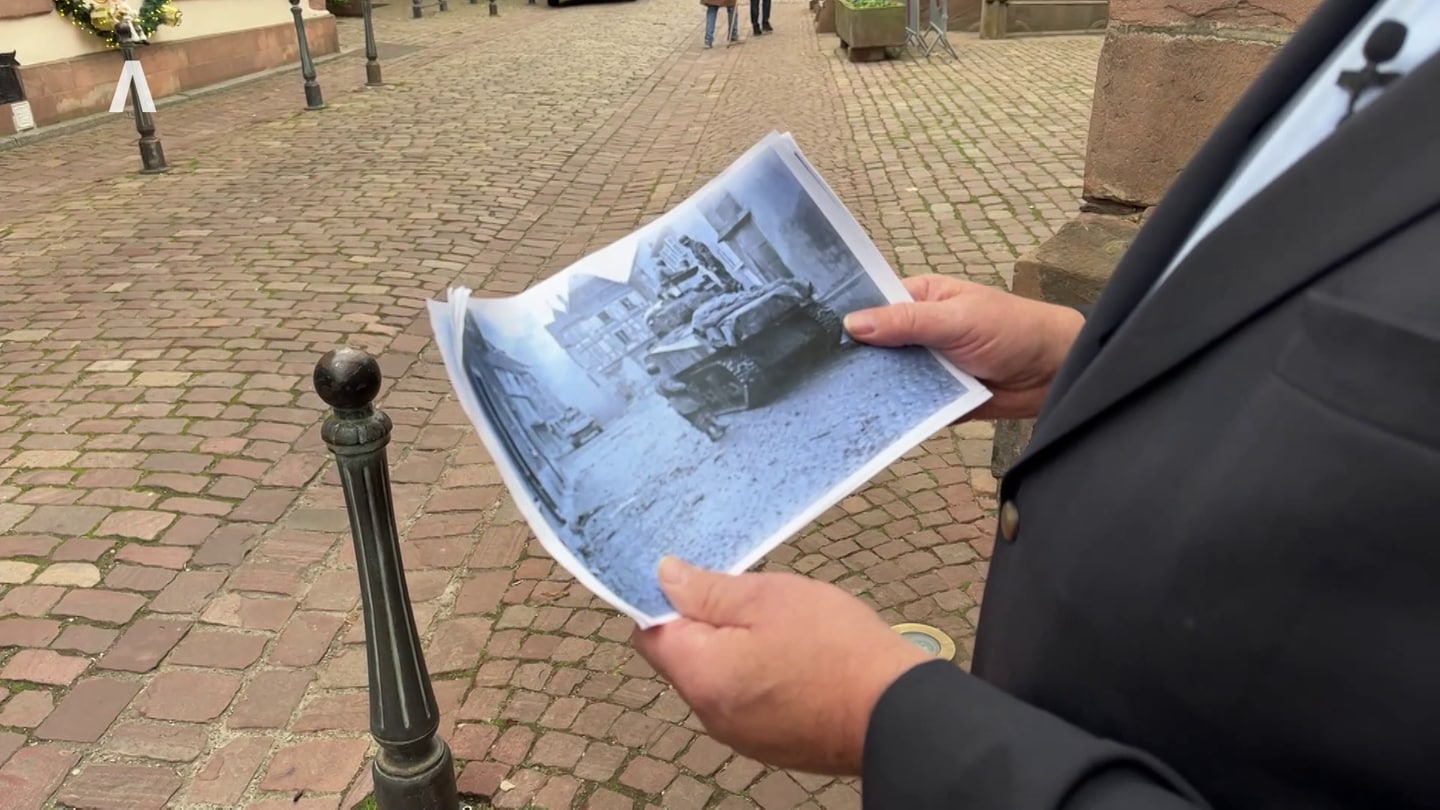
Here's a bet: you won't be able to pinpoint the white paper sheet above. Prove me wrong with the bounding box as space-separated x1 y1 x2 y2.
428 132 991 627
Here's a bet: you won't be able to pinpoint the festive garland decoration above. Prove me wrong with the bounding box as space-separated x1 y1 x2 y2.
53 0 182 49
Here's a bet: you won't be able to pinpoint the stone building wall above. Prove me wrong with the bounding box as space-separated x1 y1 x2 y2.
0 0 338 135
1085 0 1318 210
991 0 1321 477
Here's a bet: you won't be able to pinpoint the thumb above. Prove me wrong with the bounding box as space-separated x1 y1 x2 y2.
843 299 968 349
658 556 758 626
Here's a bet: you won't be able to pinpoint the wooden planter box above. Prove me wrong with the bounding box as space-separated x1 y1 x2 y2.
835 0 906 61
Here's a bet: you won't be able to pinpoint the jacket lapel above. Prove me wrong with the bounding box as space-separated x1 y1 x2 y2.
1006 1 1440 481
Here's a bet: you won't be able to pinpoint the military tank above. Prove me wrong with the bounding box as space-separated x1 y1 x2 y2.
643 279 846 416
645 266 743 340
644 289 706 339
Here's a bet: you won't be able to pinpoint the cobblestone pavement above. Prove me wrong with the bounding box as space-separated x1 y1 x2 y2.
0 2 1100 807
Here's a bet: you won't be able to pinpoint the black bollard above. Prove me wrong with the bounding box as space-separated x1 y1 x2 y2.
360 0 383 86
412 0 423 17
314 348 460 810
117 39 169 174
288 0 325 110
489 0 498 15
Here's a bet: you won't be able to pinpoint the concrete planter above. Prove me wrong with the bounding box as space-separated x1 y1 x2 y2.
814 0 836 34
326 0 364 17
835 0 906 60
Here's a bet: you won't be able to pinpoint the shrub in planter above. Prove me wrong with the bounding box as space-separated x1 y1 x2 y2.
835 0 906 51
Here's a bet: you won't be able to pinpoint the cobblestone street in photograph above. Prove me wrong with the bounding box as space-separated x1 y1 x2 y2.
0 0 1100 806
560 344 971 618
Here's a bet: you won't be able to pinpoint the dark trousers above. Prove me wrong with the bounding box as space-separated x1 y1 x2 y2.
750 0 771 27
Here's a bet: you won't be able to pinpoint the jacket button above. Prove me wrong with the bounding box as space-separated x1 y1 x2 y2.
999 501 1020 542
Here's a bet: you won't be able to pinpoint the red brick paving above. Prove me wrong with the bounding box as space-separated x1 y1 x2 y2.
0 0 1099 806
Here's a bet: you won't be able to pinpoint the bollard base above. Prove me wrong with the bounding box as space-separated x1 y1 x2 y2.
372 742 460 810
366 62 384 86
138 140 170 174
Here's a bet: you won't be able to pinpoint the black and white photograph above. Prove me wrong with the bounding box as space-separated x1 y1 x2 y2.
429 132 991 626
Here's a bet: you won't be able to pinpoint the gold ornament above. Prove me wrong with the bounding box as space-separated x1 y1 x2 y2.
158 2 180 25
89 6 116 30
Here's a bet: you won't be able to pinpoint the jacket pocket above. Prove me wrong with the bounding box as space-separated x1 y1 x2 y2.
1276 290 1440 450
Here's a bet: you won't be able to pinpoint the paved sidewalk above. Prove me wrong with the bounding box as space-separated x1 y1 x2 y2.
0 2 1100 807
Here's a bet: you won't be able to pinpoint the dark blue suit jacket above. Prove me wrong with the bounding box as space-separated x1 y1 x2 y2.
864 1 1440 807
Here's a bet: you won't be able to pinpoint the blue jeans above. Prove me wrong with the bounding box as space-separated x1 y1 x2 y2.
705 5 738 45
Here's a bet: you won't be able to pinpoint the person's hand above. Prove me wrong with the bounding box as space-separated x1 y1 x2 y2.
631 557 933 775
843 274 1085 420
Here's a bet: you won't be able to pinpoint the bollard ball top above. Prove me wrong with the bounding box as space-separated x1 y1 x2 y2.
314 347 382 410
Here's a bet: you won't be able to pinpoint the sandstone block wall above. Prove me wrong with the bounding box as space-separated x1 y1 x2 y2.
1084 0 1318 210
990 0 1320 478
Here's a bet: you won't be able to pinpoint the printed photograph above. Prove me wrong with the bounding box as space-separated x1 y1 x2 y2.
431 133 990 625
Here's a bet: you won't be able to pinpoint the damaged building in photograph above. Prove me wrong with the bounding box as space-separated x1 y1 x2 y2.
698 186 870 312
545 273 659 404
460 319 573 524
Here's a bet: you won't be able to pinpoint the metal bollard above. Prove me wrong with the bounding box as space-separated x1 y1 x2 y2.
289 0 326 110
116 41 169 174
412 0 423 18
489 0 498 16
360 0 383 86
314 348 460 810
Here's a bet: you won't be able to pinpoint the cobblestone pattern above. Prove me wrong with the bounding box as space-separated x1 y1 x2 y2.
0 2 1100 807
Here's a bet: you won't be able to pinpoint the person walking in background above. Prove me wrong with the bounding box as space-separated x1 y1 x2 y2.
750 0 772 36
702 0 739 49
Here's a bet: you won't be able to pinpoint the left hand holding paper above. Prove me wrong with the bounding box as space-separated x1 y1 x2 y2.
631 556 933 775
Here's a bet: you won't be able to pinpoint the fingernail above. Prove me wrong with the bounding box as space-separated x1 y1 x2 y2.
843 313 874 337
658 556 688 586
